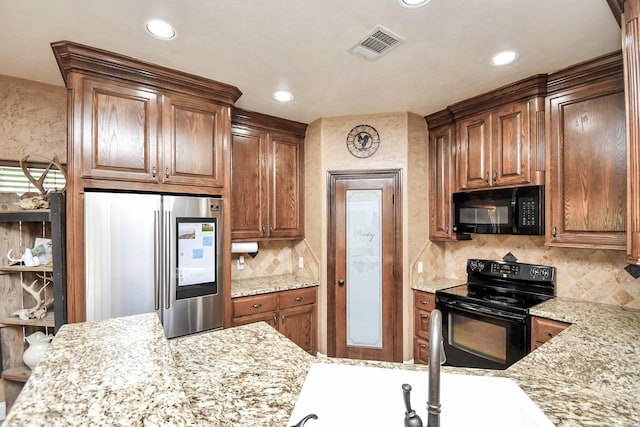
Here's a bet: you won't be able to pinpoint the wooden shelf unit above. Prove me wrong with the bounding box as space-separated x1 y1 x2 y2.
1 367 31 383
0 312 55 328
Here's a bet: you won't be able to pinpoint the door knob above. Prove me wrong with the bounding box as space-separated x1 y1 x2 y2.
338 278 345 287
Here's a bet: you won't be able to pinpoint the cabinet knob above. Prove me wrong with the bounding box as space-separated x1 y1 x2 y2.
419 343 427 349
338 278 345 287
420 314 429 319
492 171 497 181
251 303 262 309
269 224 273 233
152 166 157 178
419 300 430 306
485 172 490 183
165 167 170 179
552 226 557 239
262 225 266 235
294 297 304 302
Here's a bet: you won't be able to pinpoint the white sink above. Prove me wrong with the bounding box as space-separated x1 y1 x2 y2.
288 363 553 427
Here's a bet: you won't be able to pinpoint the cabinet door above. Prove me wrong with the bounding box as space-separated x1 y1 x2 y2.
269 132 304 238
457 113 491 190
279 304 317 354
162 95 227 188
429 125 455 240
231 126 268 240
546 80 626 249
81 79 159 182
530 316 570 351
491 101 532 187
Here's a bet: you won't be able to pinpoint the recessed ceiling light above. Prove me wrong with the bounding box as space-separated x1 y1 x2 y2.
146 20 176 40
399 0 432 8
273 90 294 102
491 51 518 66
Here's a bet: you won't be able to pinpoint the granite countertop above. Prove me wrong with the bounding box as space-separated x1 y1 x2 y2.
231 273 318 298
3 313 195 426
411 277 464 293
4 297 640 426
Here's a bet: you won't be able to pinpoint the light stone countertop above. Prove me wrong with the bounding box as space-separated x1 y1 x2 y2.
2 313 196 426
231 274 319 298
4 297 639 426
411 277 464 293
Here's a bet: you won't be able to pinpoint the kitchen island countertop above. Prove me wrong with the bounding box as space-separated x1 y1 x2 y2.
4 297 639 426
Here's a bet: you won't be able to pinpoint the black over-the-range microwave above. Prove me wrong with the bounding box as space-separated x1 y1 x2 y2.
452 185 544 235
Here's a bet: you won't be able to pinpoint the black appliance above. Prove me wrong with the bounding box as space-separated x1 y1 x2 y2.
452 185 544 235
436 258 555 370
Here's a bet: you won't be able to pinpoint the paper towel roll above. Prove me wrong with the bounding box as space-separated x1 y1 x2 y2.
231 242 259 254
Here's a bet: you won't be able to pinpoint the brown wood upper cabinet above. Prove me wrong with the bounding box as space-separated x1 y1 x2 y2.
79 79 228 189
231 109 306 241
546 52 626 250
425 111 469 241
457 98 541 190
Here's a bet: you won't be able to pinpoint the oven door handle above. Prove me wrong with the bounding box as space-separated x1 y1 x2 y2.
440 299 526 322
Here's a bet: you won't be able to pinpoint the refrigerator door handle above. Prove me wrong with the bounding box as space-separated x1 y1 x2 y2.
154 210 161 311
165 210 172 310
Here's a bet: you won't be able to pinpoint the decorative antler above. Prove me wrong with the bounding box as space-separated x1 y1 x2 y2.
19 154 67 196
12 279 51 320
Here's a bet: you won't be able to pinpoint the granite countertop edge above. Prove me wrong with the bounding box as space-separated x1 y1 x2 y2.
231 273 319 298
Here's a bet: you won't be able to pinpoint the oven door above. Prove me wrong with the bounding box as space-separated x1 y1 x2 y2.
436 295 528 370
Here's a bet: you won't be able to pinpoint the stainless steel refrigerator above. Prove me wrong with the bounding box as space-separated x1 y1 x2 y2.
84 192 224 338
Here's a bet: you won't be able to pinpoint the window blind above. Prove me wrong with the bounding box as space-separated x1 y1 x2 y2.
0 166 66 194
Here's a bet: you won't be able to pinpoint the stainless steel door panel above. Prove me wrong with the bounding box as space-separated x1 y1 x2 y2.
84 192 161 321
162 196 224 338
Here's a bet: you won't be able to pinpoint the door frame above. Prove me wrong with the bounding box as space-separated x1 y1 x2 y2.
326 169 403 361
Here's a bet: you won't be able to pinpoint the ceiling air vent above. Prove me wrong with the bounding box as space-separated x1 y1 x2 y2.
349 25 405 61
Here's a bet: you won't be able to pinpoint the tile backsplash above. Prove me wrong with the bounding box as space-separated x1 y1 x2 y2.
231 240 319 281
414 234 640 309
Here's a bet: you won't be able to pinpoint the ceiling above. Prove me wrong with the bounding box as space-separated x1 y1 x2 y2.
0 0 621 124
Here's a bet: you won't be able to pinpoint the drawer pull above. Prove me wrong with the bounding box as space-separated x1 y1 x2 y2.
546 331 556 338
420 314 429 319
419 300 430 305
294 297 304 302
419 344 427 349
251 304 262 309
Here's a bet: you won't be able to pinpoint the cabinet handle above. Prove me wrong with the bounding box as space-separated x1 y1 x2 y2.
281 314 285 324
419 343 427 349
251 303 262 309
485 172 490 183
419 300 430 306
273 314 277 325
262 225 266 235
165 167 170 179
420 314 429 319
444 225 449 233
294 297 304 302
546 331 556 338
269 224 273 233
552 226 557 239
492 171 497 181
152 166 157 178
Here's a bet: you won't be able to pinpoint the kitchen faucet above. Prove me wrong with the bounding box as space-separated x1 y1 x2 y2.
427 309 444 427
402 309 445 427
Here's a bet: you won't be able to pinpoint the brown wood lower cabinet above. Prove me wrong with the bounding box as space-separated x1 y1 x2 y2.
231 287 317 354
413 290 436 364
530 316 571 351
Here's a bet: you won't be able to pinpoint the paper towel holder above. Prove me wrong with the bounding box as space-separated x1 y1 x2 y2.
231 242 259 258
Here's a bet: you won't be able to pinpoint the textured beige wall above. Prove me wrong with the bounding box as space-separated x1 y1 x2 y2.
0 74 66 162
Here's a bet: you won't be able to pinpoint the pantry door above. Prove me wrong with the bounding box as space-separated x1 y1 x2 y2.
328 170 402 362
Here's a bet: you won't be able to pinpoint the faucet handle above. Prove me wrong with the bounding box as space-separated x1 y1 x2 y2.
402 384 424 427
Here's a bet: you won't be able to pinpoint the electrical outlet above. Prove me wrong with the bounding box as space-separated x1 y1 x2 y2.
417 261 424 273
298 257 304 268
237 255 245 270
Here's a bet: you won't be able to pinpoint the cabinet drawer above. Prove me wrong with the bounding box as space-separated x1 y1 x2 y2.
414 308 432 340
414 337 429 365
414 291 436 310
530 316 570 348
279 287 317 309
231 311 277 329
232 293 278 317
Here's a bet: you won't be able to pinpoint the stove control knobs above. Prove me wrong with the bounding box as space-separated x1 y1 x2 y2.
469 260 478 272
540 268 551 279
477 261 485 271
530 267 540 278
